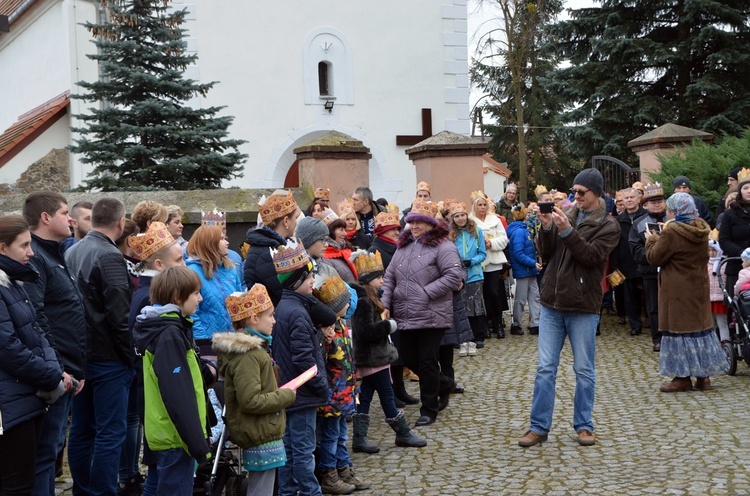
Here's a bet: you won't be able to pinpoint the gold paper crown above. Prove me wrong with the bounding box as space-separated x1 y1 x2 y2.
511 204 527 220
270 238 310 275
632 181 645 191
553 191 567 202
386 203 400 214
127 222 174 261
312 274 349 306
534 185 548 199
259 190 298 225
351 250 384 278
450 202 468 216
469 190 487 205
416 181 431 194
441 198 458 212
321 208 340 226
374 211 400 230
615 190 624 201
314 188 330 201
738 168 750 183
201 209 226 227
642 183 664 201
709 228 720 241
225 285 273 322
410 199 438 218
337 200 354 218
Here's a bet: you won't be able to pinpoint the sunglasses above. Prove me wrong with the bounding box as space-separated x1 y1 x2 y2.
572 188 590 197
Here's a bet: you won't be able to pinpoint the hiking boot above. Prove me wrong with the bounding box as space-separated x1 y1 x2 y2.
351 414 380 454
577 429 596 446
694 377 711 390
475 340 485 349
659 377 693 393
528 326 539 335
458 342 468 357
510 324 523 336
319 469 355 494
467 342 477 356
518 430 547 447
386 410 427 447
337 465 371 491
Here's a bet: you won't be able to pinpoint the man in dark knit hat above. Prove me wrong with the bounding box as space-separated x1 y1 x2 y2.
519 168 619 449
673 175 713 226
716 167 742 221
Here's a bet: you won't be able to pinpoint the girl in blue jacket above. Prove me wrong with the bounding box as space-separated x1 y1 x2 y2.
449 203 488 353
505 205 541 334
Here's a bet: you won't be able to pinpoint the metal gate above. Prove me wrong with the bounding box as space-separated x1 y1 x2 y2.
590 155 640 195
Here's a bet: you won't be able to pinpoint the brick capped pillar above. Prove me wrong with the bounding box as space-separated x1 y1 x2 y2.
294 131 372 207
405 131 488 206
627 123 713 183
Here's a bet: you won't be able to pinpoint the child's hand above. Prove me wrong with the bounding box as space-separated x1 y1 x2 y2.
322 324 335 344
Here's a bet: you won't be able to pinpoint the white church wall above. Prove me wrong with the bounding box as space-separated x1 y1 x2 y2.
0 116 70 184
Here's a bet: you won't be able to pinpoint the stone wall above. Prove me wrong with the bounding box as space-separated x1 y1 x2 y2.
14 148 70 194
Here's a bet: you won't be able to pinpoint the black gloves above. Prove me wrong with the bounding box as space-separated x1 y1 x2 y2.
462 260 472 268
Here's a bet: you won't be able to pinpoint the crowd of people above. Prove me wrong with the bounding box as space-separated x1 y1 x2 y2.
0 167 742 495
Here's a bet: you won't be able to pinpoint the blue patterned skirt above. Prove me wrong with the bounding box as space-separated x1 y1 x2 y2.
242 439 287 472
659 328 729 377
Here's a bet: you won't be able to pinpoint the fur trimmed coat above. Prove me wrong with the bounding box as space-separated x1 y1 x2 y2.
381 222 463 331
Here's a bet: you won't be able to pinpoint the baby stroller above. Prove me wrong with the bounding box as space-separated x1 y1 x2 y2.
194 404 247 496
717 257 750 375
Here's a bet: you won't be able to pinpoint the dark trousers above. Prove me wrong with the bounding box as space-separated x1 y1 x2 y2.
614 285 626 317
624 277 643 332
0 415 43 496
357 368 399 419
398 329 452 419
483 270 508 328
468 315 489 342
643 277 661 344
438 344 455 382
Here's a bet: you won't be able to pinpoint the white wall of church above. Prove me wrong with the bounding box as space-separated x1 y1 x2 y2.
0 116 70 184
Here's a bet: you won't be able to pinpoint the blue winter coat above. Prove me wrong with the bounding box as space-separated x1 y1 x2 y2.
453 227 486 284
0 255 63 431
506 221 539 279
186 258 243 340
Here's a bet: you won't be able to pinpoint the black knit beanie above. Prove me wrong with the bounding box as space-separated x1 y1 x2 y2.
573 169 604 197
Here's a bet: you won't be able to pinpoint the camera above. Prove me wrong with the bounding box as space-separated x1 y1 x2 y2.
646 222 661 232
538 202 554 214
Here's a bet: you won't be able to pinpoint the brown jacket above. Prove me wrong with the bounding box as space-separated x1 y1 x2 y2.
537 198 620 314
646 218 713 334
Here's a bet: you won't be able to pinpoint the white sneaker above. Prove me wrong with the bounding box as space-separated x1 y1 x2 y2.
458 342 468 357
468 342 477 356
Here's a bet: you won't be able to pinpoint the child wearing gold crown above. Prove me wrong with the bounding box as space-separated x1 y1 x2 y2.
310 273 371 493
211 285 296 496
349 250 427 454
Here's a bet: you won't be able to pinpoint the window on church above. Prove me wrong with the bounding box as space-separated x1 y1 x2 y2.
318 61 333 96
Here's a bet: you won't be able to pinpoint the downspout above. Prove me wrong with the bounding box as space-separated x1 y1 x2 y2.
8 0 38 24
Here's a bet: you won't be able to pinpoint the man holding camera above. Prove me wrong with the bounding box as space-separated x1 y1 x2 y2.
519 168 619 448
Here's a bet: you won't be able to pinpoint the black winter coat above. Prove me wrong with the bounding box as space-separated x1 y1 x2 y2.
630 212 667 279
271 290 328 413
612 208 644 279
350 284 398 368
442 291 473 347
0 256 63 431
719 206 750 276
243 227 287 306
26 234 87 380
368 237 397 271
65 230 134 367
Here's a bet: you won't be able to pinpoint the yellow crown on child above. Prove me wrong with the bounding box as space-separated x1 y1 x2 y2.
351 250 384 278
312 274 349 307
534 185 548 199
225 285 273 322
127 222 174 261
709 228 720 241
314 188 330 201
259 190 298 225
201 209 226 227
738 168 750 184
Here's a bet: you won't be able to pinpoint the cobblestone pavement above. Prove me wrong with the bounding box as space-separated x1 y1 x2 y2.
56 313 750 495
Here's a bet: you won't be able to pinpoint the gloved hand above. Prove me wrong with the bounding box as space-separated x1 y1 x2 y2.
36 380 66 404
462 260 471 268
387 319 398 334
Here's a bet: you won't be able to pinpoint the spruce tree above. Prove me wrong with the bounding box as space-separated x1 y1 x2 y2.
547 0 750 163
70 0 246 191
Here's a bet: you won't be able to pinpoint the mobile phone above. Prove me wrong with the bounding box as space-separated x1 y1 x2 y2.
646 222 661 232
539 202 554 214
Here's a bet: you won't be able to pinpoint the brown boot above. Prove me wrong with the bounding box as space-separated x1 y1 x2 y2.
518 430 547 447
337 465 372 491
319 469 355 494
659 377 693 392
694 377 711 390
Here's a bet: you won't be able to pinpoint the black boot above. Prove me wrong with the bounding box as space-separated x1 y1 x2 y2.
351 414 380 454
493 319 505 338
386 411 427 448
392 366 419 405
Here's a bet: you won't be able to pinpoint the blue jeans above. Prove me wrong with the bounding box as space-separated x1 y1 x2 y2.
317 415 350 471
152 449 194 496
278 408 322 496
529 307 598 435
357 368 399 419
119 376 142 481
68 360 135 496
33 390 74 496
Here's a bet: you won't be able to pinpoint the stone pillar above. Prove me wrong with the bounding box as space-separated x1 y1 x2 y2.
627 123 713 183
293 131 372 208
405 131 489 206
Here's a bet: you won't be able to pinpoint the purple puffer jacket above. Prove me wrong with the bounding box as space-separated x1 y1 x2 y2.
381 222 462 331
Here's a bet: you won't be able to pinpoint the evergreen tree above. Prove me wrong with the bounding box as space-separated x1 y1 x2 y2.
70 0 246 191
547 0 750 163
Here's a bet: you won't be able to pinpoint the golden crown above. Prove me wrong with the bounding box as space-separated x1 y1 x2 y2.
225 285 273 322
709 228 720 241
386 203 400 214
351 250 384 278
534 185 548 199
127 222 174 261
314 188 330 201
270 238 310 275
320 208 340 226
632 181 644 191
374 211 400 230
642 183 664 201
201 208 226 227
416 181 431 194
410 199 438 218
738 168 750 183
469 190 487 205
259 190 298 225
312 274 348 306
450 202 468 216
337 200 354 218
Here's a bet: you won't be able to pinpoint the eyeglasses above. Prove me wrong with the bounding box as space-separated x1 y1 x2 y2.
572 188 589 197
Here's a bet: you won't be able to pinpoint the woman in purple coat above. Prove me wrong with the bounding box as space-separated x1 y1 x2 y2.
381 200 463 427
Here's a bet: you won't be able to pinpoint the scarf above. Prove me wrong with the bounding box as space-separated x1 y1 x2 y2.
323 245 358 279
244 327 272 347
376 235 397 245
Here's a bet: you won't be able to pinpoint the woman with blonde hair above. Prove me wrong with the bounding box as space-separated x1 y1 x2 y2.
165 205 188 249
469 191 510 338
339 201 369 249
186 225 243 343
131 200 169 233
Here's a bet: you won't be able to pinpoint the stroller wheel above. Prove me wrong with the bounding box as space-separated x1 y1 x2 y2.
723 341 737 376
